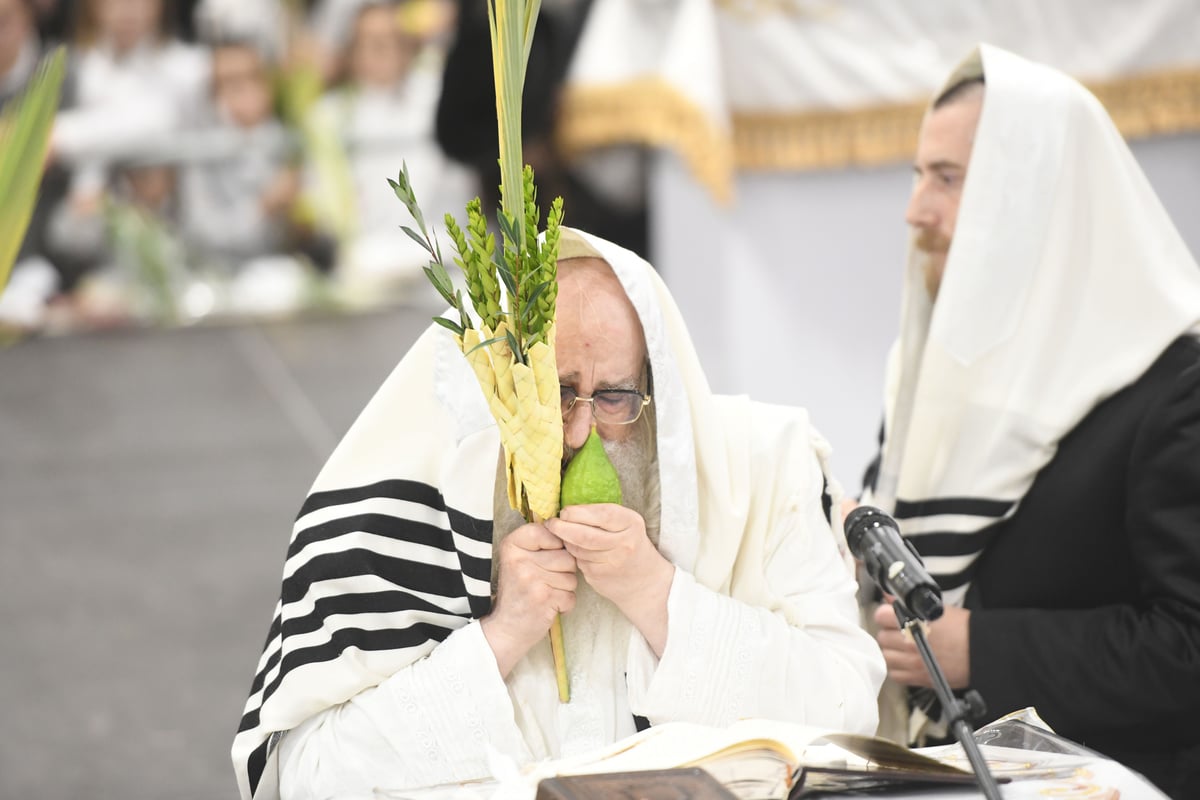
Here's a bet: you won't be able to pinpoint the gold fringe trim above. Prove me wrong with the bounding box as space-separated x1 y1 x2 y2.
556 77 735 204
1091 66 1200 139
558 66 1200 203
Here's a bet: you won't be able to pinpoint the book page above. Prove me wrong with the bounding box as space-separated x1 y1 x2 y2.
549 718 833 776
525 718 972 800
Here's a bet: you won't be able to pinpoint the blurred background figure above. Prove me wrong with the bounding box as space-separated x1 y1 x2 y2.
51 0 209 196
176 36 310 316
303 0 474 307
44 0 209 320
44 158 189 326
436 0 648 258
0 0 75 329
192 0 286 62
0 0 58 113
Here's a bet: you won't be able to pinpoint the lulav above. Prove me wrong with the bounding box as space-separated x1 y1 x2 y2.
389 0 573 701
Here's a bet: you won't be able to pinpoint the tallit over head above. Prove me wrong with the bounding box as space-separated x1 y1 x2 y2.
233 227 847 799
868 44 1200 603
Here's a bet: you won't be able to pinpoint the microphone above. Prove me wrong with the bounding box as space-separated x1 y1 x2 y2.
844 505 944 621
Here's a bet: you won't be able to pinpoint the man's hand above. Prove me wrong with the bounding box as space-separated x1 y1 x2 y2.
546 504 675 656
873 601 971 689
481 522 577 677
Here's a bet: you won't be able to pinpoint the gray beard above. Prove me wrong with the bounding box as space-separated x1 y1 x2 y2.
491 413 661 593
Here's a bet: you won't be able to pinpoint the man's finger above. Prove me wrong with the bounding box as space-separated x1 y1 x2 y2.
533 549 577 575
546 518 613 551
557 503 627 529
510 523 565 551
873 602 901 629
876 630 914 652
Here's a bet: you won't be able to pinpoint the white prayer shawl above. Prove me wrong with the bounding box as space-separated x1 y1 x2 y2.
866 44 1200 605
233 228 860 799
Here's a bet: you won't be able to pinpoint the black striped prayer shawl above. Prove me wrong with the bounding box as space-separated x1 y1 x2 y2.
237 478 495 796
232 228 857 799
865 45 1200 604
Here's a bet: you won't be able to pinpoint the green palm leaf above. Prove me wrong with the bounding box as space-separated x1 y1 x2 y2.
0 47 67 293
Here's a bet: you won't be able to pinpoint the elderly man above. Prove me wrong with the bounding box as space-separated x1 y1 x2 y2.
233 228 885 800
862 45 1200 797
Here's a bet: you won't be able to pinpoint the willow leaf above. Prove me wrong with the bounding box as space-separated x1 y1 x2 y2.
494 248 517 298
399 162 427 234
431 315 465 336
423 262 457 304
505 327 525 365
463 334 508 356
496 209 520 250
401 225 435 256
521 280 549 321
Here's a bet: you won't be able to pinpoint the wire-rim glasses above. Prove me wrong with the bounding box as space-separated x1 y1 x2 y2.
560 386 651 425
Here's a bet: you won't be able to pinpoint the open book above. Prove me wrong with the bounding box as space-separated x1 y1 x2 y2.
536 718 978 800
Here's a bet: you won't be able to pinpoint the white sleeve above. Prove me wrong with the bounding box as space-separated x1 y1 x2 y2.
625 487 885 735
277 621 533 800
52 103 180 165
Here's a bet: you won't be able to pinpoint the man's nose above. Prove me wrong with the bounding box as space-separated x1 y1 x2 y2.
905 184 936 229
563 404 593 451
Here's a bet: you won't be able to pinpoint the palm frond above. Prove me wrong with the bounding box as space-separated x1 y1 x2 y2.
0 47 67 292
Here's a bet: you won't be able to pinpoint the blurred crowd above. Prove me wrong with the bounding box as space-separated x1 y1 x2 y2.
0 0 495 332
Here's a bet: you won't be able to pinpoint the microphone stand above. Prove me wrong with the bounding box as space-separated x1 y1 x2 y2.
892 602 1004 800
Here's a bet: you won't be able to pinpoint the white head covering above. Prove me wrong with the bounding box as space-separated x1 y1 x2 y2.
233 228 846 798
868 44 1200 603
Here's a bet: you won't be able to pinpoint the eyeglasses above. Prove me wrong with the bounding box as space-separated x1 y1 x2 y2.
560 386 651 425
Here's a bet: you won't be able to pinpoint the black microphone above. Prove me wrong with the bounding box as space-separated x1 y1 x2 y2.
844 505 944 621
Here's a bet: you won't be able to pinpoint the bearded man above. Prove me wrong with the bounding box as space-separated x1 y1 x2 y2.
233 228 885 800
861 45 1200 798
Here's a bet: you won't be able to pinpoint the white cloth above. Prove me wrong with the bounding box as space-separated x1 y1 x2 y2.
864 44 1200 602
232 228 885 799
52 40 210 194
563 0 1200 200
306 71 477 285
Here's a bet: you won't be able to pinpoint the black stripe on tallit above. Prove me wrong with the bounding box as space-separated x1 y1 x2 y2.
264 621 458 711
447 506 493 544
288 513 459 560
282 590 465 638
237 594 472 738
459 551 491 585
240 616 464 735
296 479 447 519
240 480 497 795
893 496 1013 520
905 526 1001 557
249 613 282 694
247 735 271 796
237 615 284 734
285 513 453 563
243 620 282 701
930 562 978 592
295 481 493 542
281 548 468 605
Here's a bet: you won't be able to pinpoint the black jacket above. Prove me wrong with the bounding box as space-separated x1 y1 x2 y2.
963 335 1200 798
